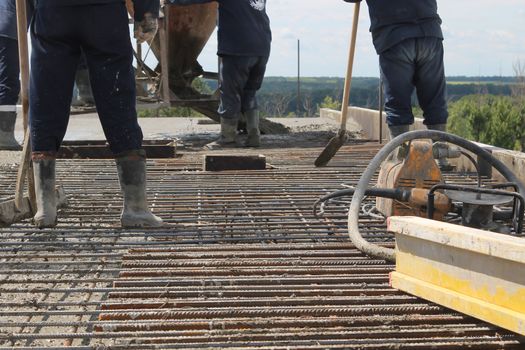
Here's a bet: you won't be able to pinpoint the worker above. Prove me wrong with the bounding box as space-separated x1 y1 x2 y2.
169 0 272 148
343 0 452 169
0 0 33 150
29 0 163 228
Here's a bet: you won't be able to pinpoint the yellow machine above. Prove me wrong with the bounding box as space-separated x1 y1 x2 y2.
316 130 525 335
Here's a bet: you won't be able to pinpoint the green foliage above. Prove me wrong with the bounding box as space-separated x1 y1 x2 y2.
320 96 342 111
448 94 525 151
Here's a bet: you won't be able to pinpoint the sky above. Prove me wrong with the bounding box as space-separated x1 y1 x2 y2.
195 0 525 78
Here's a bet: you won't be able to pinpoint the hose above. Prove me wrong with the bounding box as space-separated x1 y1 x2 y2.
347 130 525 262
313 188 408 218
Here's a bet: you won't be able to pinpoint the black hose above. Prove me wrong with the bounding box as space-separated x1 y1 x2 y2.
347 130 525 262
313 188 408 217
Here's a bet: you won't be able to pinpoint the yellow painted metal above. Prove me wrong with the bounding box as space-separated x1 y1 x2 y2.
390 272 525 335
389 216 525 335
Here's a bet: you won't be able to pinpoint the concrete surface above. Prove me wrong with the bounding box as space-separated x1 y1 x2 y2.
1 114 362 166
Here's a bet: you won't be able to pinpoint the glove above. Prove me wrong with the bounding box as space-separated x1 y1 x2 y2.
134 13 158 44
343 0 362 2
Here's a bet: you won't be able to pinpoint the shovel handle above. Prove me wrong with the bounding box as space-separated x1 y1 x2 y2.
340 2 360 132
15 0 34 210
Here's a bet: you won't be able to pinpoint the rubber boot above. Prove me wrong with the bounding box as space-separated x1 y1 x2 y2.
116 149 163 228
32 153 58 228
244 109 261 148
204 117 238 150
73 68 95 107
388 124 410 140
0 110 21 150
388 124 410 160
427 123 455 171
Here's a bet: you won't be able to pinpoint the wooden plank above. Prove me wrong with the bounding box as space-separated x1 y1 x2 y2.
388 216 525 335
204 155 266 171
56 140 176 159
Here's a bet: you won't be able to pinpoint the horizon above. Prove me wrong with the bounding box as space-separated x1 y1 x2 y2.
195 0 525 78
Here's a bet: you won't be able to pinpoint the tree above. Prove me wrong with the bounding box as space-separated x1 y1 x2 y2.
448 94 523 150
320 96 341 111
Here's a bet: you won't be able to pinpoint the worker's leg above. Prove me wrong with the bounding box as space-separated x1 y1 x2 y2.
29 6 82 228
80 3 162 228
80 3 142 155
206 55 251 149
379 39 417 138
0 36 21 150
413 37 452 170
242 56 269 148
413 37 448 127
29 8 80 153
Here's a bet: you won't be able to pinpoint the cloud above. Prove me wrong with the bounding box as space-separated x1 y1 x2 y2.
195 0 525 77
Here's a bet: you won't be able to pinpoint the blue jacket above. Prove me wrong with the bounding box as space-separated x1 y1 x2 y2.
34 0 158 21
169 0 271 57
345 0 443 54
0 0 33 39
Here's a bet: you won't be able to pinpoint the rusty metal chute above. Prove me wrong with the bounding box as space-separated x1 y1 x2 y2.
128 2 288 134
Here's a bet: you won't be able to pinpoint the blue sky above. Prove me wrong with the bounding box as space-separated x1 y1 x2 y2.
196 0 525 77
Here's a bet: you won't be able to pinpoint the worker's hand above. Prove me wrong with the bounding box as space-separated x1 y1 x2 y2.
134 13 158 44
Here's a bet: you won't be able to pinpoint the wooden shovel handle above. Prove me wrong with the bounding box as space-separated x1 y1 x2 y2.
15 0 34 210
340 2 360 133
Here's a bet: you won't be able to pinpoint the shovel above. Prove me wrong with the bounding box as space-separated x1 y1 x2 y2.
14 0 35 214
315 2 360 167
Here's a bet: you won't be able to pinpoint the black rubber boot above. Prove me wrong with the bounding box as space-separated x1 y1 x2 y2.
427 123 456 171
116 149 163 228
388 124 410 160
204 117 238 150
244 109 261 148
32 153 58 228
388 124 410 140
0 110 21 150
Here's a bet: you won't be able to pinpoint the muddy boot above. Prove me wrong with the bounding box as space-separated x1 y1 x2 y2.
0 110 21 150
73 68 95 107
388 124 410 160
116 149 163 228
244 109 261 148
32 153 58 228
427 123 455 171
204 117 238 150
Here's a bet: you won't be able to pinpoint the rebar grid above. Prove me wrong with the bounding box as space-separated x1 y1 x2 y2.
0 144 522 349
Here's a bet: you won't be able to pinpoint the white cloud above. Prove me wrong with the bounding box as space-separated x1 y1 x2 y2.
195 0 525 77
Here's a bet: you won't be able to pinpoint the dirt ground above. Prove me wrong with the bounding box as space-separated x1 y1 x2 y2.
1 115 362 165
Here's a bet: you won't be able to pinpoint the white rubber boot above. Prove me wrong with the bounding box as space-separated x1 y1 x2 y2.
32 154 57 228
116 149 163 228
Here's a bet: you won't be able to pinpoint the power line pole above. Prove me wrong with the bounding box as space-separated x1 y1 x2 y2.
297 39 301 117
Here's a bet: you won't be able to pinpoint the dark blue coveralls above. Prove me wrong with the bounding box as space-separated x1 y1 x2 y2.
29 0 159 154
345 0 448 127
0 0 33 109
169 0 272 120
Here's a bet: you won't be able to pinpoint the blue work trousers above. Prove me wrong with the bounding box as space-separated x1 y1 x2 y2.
380 37 448 126
0 36 20 107
29 2 143 154
218 55 268 120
